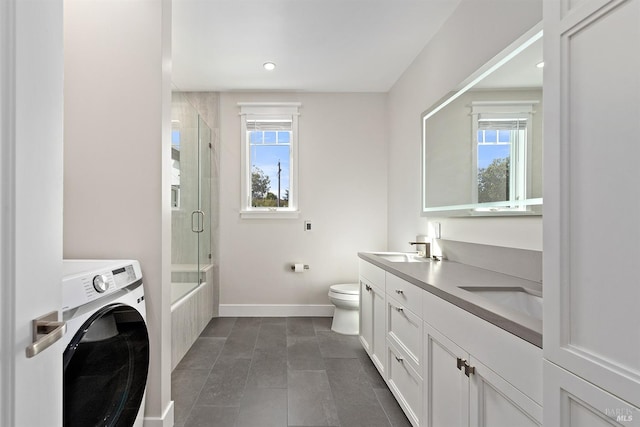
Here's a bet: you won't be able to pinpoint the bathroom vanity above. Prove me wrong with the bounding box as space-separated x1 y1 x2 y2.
358 252 543 427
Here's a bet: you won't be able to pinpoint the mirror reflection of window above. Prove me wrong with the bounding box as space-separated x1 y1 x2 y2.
470 102 536 207
476 118 527 203
171 125 181 208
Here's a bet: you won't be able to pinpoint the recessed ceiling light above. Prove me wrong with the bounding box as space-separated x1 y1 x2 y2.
263 62 276 71
536 61 545 68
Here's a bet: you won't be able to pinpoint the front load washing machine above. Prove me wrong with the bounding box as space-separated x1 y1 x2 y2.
62 259 149 427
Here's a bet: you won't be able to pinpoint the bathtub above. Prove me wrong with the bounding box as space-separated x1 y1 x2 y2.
171 265 217 370
171 282 200 305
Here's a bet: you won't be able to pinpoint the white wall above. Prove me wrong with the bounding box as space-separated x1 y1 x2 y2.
219 92 387 312
387 0 543 252
63 0 173 424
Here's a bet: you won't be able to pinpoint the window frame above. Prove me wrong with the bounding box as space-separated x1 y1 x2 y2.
239 102 301 219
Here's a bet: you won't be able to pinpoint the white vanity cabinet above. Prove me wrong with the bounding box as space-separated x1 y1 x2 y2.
359 258 543 427
359 260 386 376
544 0 640 422
422 290 542 427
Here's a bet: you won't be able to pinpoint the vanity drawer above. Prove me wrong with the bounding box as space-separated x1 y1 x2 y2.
359 260 385 288
387 297 422 367
387 340 422 427
386 273 422 317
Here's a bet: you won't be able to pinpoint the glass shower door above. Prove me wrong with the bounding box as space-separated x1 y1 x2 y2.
198 116 212 274
171 93 202 303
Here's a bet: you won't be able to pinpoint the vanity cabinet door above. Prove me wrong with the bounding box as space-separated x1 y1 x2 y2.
360 278 374 354
423 319 542 427
359 277 386 377
544 0 640 410
423 322 469 427
468 357 542 427
372 282 387 376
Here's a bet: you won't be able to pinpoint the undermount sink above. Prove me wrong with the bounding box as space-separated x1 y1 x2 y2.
459 286 543 320
372 252 430 263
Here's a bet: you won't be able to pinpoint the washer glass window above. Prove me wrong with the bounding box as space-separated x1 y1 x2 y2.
63 304 149 427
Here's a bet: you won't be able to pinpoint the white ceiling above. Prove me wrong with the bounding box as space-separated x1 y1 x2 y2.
172 0 461 93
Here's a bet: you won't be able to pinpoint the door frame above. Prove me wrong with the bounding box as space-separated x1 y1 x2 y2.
1 0 17 424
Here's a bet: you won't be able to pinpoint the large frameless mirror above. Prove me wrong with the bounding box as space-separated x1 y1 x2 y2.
422 24 543 216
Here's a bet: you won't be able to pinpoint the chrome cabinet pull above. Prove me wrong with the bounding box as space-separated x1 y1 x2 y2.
390 304 404 313
457 357 465 370
395 289 404 295
395 355 403 362
365 284 372 292
25 311 66 358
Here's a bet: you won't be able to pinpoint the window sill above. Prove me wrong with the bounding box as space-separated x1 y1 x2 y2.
240 209 300 219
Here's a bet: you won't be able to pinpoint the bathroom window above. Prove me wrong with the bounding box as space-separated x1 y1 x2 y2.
239 102 301 218
470 102 536 205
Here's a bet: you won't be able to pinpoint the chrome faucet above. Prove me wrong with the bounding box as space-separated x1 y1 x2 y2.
409 241 431 258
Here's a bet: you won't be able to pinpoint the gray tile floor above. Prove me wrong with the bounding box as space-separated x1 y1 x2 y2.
172 317 412 427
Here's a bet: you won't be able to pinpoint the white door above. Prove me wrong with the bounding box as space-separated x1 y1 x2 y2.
544 0 640 409
1 1 64 426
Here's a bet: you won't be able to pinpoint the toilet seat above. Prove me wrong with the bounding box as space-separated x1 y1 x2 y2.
329 283 359 295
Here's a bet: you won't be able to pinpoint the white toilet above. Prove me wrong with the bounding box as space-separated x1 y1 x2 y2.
328 283 360 335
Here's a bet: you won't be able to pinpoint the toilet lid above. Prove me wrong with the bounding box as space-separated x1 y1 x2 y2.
330 283 359 295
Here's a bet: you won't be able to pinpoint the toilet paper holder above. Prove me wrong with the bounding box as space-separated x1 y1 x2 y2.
290 264 310 271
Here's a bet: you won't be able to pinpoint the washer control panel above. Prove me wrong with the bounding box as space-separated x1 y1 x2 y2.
62 260 142 311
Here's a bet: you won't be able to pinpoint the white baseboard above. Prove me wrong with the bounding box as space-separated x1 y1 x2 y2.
144 400 174 427
219 304 334 317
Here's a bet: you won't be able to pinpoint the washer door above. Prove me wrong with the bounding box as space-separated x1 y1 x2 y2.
63 303 149 427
